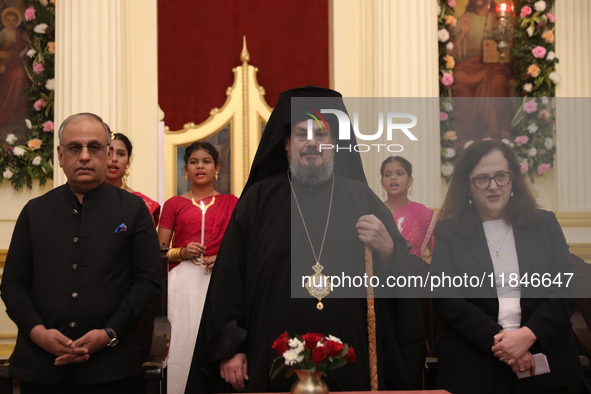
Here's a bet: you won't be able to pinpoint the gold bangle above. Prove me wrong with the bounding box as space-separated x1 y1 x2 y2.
166 248 176 262
175 247 183 262
175 247 184 262
167 247 184 263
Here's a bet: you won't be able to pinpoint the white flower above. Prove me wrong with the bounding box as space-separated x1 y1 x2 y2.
527 124 538 134
442 102 454 112
32 156 42 166
441 163 454 177
541 96 549 105
45 78 55 91
446 41 454 51
438 29 450 42
39 0 48 5
327 335 342 343
546 51 556 61
26 48 37 58
523 83 533 92
528 147 538 157
13 146 26 156
283 349 304 366
34 23 48 34
25 119 32 129
549 72 560 84
544 138 554 150
3 168 13 179
526 26 534 37
288 338 304 352
464 140 474 149
5 133 17 144
444 147 456 158
534 1 547 12
502 138 511 145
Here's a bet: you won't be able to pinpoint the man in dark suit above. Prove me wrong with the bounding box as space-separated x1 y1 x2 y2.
1 113 161 393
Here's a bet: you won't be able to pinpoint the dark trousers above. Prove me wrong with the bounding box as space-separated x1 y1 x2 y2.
20 374 137 394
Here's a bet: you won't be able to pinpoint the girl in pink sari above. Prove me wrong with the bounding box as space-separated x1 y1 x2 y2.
380 156 437 258
105 132 161 226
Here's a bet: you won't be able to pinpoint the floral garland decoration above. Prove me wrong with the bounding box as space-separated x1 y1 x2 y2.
438 0 456 98
438 0 558 183
1 0 55 190
510 0 557 182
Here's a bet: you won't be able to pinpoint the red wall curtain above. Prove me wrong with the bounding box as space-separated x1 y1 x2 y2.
158 0 329 131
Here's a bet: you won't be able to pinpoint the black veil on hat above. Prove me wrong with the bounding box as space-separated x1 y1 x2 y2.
243 86 368 193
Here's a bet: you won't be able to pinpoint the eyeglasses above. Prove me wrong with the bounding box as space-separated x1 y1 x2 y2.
469 170 513 190
292 130 331 142
61 142 109 157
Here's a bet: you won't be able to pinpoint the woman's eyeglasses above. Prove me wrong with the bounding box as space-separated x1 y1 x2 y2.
469 170 513 190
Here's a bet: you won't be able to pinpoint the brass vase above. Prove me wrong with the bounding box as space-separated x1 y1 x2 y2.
291 370 329 394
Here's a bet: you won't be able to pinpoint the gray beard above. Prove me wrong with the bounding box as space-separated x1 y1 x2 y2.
289 150 334 185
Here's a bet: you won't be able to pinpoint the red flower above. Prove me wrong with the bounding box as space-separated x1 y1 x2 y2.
301 333 324 350
344 347 356 363
311 347 328 364
272 331 290 355
323 340 345 357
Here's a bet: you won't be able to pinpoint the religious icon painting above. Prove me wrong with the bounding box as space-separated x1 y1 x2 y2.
447 0 519 145
0 0 32 142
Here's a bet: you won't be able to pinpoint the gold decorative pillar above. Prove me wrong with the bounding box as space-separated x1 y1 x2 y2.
163 39 272 199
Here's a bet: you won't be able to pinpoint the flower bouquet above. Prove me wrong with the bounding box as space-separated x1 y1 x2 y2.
270 332 356 380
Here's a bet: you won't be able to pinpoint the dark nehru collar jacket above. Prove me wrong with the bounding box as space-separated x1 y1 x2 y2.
1 182 161 385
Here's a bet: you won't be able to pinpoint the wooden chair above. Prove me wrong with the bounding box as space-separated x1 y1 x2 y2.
140 255 172 394
408 254 439 389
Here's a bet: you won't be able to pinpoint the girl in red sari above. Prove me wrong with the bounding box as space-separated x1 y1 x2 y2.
158 141 238 394
380 156 437 258
105 132 161 226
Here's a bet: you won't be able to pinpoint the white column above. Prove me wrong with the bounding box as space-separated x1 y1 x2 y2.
55 0 159 200
331 0 441 208
555 0 591 212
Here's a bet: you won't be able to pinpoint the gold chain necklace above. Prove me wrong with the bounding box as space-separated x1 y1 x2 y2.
191 192 216 212
288 172 334 310
485 225 511 259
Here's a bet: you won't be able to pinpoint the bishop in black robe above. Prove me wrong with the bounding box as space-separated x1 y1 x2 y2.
185 86 425 393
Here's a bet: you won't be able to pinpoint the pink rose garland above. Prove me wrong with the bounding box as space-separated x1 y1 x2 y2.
520 6 532 17
441 73 454 87
34 99 46 111
42 121 54 132
33 63 45 74
523 101 538 114
546 13 556 23
537 163 551 175
531 46 547 59
24 6 36 21
515 136 529 146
